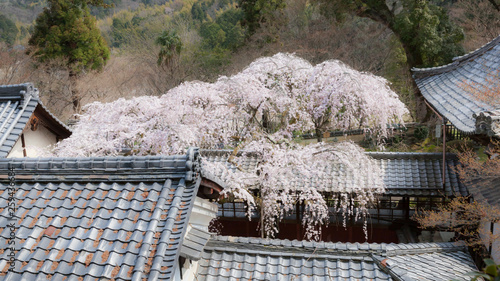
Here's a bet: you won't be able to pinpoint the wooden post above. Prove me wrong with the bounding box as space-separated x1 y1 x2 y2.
424 100 447 191
21 133 27 157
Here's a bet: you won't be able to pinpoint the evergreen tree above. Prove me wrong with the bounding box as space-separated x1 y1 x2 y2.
0 13 18 46
316 0 464 68
238 0 286 36
29 0 110 112
155 30 182 68
288 0 465 121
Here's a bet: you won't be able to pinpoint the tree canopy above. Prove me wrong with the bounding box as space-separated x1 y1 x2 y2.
52 53 408 240
155 30 182 68
330 0 465 68
0 13 18 46
28 0 110 73
240 0 465 68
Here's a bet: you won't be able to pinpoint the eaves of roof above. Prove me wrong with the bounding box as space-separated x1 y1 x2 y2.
412 35 500 134
201 150 467 197
197 236 477 281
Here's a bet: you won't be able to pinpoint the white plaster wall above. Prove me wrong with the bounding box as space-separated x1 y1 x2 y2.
180 259 200 281
180 198 218 281
8 125 57 158
188 198 218 231
479 220 500 263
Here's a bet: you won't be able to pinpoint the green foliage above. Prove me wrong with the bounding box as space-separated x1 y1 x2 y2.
191 1 207 22
195 47 232 74
200 22 226 48
414 126 429 140
110 14 146 48
0 13 18 46
238 0 286 35
155 29 182 67
193 5 245 72
314 0 464 68
215 7 245 49
29 0 110 73
199 8 245 50
394 0 465 67
463 259 500 281
90 0 120 18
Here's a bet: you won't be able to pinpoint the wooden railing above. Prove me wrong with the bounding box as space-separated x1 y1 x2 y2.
445 124 470 141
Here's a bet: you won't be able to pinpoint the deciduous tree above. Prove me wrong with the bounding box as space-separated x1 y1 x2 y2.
238 0 286 36
415 142 500 252
0 13 18 46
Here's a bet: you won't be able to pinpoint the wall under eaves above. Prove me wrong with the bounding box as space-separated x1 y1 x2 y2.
8 124 57 157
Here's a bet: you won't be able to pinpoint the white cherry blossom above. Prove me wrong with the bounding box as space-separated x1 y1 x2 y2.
53 53 407 240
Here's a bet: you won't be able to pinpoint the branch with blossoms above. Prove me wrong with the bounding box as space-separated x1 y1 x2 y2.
414 196 500 253
212 140 386 240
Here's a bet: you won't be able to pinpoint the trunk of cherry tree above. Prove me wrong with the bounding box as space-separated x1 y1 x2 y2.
260 208 265 238
315 127 323 143
262 110 270 133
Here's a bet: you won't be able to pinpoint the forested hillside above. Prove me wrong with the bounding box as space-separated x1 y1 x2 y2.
0 0 498 120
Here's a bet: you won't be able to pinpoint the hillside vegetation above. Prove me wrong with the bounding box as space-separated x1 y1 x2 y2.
0 0 498 120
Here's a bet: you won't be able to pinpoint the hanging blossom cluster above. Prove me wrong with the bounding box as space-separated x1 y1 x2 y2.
229 139 385 241
53 53 408 240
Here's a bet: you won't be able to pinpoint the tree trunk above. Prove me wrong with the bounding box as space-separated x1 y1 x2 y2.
315 127 323 143
260 206 265 238
69 70 81 114
262 110 270 133
354 1 429 122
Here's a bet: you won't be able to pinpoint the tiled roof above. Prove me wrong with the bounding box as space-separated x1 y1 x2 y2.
198 236 477 281
368 152 466 197
201 150 467 197
412 35 500 134
0 83 71 157
0 148 202 280
467 177 500 207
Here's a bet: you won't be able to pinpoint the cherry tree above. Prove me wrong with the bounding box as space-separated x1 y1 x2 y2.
301 60 408 142
53 81 233 156
53 53 408 240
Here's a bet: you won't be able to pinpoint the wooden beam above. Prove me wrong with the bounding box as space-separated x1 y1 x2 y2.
199 178 223 199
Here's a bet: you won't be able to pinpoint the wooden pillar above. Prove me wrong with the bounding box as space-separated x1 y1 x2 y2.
21 133 27 157
296 202 301 240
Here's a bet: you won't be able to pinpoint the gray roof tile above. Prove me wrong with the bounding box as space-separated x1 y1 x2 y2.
180 226 212 261
412 35 500 134
0 148 201 280
201 150 467 197
198 236 477 281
